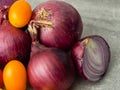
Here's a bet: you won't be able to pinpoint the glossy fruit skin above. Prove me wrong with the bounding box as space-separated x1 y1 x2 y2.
0 70 3 88
3 60 27 90
8 0 32 28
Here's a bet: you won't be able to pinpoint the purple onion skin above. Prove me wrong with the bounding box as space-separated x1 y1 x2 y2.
28 45 75 90
29 0 83 51
0 5 8 24
72 35 110 82
0 0 16 7
0 20 32 69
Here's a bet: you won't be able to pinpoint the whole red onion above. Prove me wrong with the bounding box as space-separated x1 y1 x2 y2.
28 43 75 90
28 0 83 50
72 35 110 82
0 6 31 68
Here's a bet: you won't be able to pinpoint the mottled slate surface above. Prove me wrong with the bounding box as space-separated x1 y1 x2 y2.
27 0 120 90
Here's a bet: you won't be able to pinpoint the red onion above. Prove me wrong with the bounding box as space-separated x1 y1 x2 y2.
72 35 110 82
0 0 16 6
0 7 31 68
0 69 3 88
27 43 75 90
0 0 16 22
28 0 83 50
0 6 8 24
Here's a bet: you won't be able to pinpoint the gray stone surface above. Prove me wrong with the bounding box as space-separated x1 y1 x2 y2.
27 0 120 90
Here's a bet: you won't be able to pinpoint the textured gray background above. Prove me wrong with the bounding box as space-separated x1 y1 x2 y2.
27 0 120 90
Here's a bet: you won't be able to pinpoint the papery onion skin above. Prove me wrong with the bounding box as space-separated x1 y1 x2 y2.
28 46 75 90
72 35 110 82
28 0 83 51
0 0 16 6
0 20 31 69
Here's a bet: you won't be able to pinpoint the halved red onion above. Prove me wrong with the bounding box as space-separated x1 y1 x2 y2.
72 35 110 82
28 0 83 51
